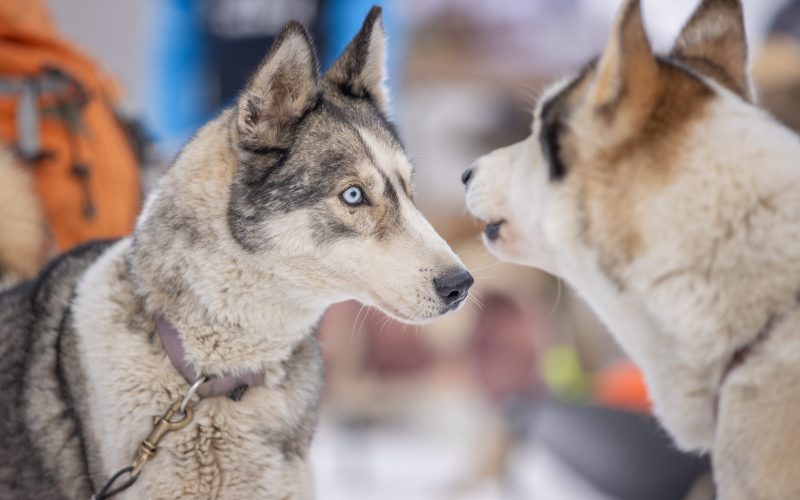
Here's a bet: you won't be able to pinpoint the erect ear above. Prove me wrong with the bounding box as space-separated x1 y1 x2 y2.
236 21 319 152
671 0 752 101
325 6 390 114
590 0 660 124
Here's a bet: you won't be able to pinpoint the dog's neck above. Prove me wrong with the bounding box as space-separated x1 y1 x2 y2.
154 314 271 397
129 216 330 377
127 114 340 378
567 128 800 370
138 252 328 378
556 191 800 450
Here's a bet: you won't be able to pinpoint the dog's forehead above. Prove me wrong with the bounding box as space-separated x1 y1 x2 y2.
301 99 411 188
534 76 579 122
533 55 724 125
355 126 412 182
533 62 597 128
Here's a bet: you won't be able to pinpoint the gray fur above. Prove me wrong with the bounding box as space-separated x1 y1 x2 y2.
0 9 469 499
0 241 112 499
229 93 404 251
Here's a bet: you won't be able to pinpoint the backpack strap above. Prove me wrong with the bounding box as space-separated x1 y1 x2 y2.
0 69 79 161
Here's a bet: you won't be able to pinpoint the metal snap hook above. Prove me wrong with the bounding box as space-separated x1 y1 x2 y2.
180 375 208 413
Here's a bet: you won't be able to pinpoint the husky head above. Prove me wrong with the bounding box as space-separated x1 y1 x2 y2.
465 0 800 450
134 7 471 327
465 0 763 276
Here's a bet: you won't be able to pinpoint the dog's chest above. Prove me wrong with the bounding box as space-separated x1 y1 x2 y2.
74 240 323 499
129 404 315 499
151 418 265 498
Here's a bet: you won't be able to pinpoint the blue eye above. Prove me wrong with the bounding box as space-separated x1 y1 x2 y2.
341 186 364 206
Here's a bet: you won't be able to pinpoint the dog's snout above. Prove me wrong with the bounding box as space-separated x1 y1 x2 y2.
461 166 475 186
434 268 474 308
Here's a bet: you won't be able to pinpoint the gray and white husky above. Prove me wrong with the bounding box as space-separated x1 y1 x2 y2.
0 8 472 499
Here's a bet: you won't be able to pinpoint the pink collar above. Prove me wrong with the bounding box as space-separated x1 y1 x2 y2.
154 315 265 400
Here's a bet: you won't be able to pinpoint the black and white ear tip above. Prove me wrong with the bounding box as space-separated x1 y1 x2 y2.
365 5 383 26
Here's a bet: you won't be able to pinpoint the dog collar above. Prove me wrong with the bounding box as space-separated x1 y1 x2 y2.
154 315 265 400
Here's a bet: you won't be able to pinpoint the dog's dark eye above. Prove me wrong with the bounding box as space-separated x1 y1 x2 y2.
341 186 365 206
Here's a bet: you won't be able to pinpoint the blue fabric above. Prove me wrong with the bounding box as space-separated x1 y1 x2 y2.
321 0 405 110
142 0 212 158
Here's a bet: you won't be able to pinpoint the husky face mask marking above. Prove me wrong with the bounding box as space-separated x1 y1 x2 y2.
467 0 800 496
464 0 722 277
223 11 471 322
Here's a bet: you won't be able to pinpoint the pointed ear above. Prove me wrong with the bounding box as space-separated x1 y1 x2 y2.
590 0 660 120
325 6 390 114
671 0 752 101
236 21 319 152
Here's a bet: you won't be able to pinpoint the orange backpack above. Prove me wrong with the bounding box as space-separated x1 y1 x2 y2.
0 0 140 251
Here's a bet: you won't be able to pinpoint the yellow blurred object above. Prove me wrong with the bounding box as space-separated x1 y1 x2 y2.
542 344 589 401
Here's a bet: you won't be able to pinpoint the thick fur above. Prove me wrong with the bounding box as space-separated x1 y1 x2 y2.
465 0 800 497
0 8 469 499
0 148 46 288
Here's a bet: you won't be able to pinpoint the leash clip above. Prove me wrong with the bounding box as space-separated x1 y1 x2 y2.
92 377 208 499
180 375 208 413
130 399 194 477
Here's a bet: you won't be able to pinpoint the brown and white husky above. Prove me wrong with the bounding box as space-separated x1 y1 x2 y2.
465 0 800 497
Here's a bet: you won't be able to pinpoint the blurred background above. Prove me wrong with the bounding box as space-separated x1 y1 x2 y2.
2 0 800 498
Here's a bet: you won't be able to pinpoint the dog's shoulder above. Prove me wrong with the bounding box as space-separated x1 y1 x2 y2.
30 239 118 312
0 238 118 368
0 238 117 391
0 239 115 338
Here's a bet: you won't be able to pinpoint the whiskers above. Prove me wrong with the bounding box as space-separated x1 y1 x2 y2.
350 303 372 345
549 277 563 317
377 314 393 337
455 245 490 259
458 246 499 280
469 260 501 282
397 321 422 339
509 83 544 112
466 289 485 312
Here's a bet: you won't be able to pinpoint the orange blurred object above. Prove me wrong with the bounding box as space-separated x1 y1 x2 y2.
594 360 651 413
0 0 140 251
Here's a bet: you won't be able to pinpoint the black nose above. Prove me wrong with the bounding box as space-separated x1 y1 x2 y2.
461 167 474 186
434 268 474 308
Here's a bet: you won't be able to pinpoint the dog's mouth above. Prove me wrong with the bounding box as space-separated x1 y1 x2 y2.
367 282 471 324
368 294 446 325
484 220 506 242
